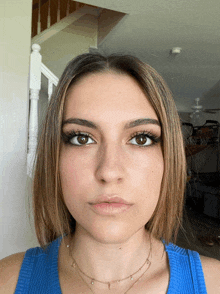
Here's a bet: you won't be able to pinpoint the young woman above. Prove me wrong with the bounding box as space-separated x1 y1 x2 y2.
1 53 220 294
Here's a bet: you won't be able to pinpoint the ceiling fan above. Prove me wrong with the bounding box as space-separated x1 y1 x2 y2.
181 98 220 150
191 98 220 114
187 97 220 129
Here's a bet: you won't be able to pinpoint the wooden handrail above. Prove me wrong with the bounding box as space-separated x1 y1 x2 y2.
31 0 85 38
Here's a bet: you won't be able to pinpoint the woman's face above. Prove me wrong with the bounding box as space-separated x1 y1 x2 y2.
59 72 164 244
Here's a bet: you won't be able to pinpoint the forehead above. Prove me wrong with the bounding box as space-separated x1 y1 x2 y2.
64 72 158 124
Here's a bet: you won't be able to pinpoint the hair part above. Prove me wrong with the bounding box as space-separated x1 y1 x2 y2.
33 53 186 247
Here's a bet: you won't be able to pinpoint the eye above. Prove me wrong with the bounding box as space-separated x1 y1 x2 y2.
128 132 160 147
71 134 94 145
62 130 161 147
63 131 95 146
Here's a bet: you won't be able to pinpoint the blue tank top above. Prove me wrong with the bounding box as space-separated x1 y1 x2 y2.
14 236 207 293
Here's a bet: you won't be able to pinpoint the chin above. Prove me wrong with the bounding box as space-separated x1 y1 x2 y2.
81 220 146 245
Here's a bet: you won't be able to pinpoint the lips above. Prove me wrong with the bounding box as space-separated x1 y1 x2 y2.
89 195 131 205
89 195 133 215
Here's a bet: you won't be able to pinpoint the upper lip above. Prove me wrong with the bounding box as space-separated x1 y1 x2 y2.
89 195 132 205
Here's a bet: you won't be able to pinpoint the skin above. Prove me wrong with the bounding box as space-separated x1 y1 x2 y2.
1 71 220 294
59 71 166 291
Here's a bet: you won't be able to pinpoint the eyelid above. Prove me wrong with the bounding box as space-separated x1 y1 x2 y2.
62 130 161 147
62 130 96 145
128 130 155 140
128 131 161 147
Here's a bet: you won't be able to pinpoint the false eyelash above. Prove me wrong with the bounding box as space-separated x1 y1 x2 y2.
61 130 161 147
128 131 161 147
61 130 94 145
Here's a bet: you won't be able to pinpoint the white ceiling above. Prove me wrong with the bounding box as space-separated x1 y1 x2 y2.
76 0 220 112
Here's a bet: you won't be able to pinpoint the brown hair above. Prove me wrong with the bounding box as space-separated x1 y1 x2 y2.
33 53 186 247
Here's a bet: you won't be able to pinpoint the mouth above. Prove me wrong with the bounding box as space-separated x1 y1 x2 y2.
89 195 133 215
89 195 132 205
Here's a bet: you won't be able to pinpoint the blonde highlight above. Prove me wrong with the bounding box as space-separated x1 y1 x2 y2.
32 53 186 247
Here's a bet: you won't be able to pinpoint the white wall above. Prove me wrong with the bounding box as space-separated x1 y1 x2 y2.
0 0 39 259
0 4 100 259
40 13 98 78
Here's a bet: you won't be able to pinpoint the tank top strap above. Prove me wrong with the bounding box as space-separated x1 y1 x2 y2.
15 237 63 294
164 242 207 294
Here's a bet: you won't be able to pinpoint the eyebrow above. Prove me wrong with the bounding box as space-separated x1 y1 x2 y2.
62 118 161 129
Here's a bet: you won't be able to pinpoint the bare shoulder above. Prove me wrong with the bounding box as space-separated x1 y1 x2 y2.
200 255 220 294
0 252 25 294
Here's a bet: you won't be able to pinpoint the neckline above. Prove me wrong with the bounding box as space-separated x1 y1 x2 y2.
53 236 177 294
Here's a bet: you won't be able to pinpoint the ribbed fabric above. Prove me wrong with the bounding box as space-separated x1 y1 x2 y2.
164 242 207 293
15 237 207 293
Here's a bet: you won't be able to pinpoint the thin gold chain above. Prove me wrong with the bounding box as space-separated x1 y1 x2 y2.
69 239 152 293
75 257 151 294
77 271 96 294
71 253 150 289
124 260 151 294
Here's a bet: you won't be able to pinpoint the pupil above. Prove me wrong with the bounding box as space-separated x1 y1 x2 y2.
136 135 146 145
78 135 88 144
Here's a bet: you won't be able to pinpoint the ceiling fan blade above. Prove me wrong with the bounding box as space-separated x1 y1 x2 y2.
203 110 217 114
203 108 220 113
204 109 220 111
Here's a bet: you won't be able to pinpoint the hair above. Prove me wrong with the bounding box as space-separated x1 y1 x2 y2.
33 53 186 247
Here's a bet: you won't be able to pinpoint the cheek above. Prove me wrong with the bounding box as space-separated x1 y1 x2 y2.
134 151 164 213
59 154 87 216
131 148 164 186
59 151 94 197
139 153 164 206
59 145 164 196
149 156 164 184
149 154 164 193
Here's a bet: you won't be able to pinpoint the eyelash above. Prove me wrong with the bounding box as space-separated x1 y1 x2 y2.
62 130 161 148
128 131 161 147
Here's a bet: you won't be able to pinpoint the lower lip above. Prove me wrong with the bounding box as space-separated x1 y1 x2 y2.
90 203 132 215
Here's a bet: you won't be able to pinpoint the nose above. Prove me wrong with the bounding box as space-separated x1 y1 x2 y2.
95 143 125 184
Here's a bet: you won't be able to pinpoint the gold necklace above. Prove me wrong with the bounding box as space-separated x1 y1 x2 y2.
76 259 151 294
71 253 150 289
67 240 152 293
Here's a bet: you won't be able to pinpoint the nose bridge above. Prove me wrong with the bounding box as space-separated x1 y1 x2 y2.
95 141 125 182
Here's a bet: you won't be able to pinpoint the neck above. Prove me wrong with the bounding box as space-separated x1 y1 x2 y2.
67 227 152 283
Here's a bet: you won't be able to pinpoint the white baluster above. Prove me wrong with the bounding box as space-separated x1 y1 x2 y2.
47 0 51 28
28 89 40 154
57 0 60 22
27 44 42 177
48 79 53 101
37 0 41 34
66 0 70 16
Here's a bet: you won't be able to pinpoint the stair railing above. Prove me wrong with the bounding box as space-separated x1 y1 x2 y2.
32 0 85 39
27 43 58 177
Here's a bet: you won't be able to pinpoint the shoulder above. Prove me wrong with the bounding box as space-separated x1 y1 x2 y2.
200 255 220 294
0 252 25 294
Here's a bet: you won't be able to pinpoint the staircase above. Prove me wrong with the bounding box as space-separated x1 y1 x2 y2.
27 1 98 177
32 0 86 38
27 1 126 176
31 0 102 45
27 43 59 177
